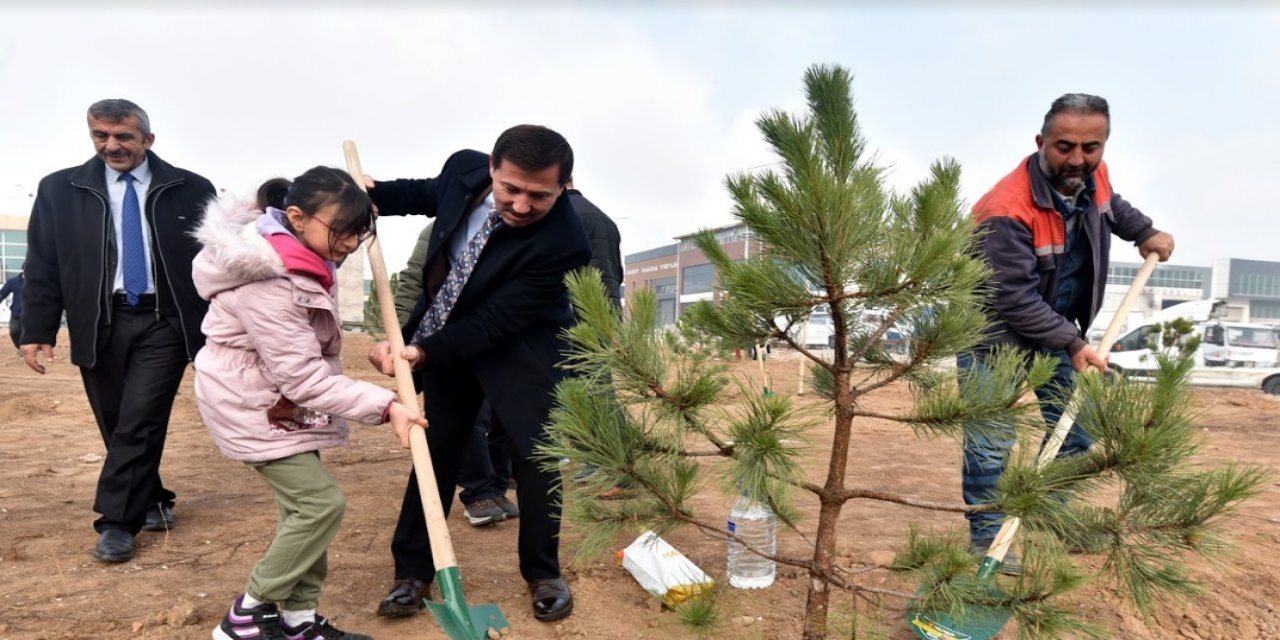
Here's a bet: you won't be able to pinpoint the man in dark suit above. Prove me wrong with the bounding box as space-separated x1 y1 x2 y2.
1 271 23 350
560 182 631 497
21 99 214 563
367 125 589 622
450 181 628 516
565 182 622 309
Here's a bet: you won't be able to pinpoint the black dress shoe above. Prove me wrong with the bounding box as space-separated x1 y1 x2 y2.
141 505 175 532
529 577 573 622
377 577 429 617
93 530 135 563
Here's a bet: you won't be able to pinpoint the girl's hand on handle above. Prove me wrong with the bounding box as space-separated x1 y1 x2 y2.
387 401 427 449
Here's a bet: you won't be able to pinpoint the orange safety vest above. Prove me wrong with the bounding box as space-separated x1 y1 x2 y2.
972 155 1113 259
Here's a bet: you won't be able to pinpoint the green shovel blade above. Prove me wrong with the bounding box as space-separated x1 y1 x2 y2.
425 566 510 640
907 570 1012 640
907 607 1010 640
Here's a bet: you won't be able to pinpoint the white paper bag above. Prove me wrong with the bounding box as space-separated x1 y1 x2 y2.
618 530 715 607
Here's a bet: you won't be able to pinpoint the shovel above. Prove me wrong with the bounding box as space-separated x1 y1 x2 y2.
343 140 510 640
908 252 1161 640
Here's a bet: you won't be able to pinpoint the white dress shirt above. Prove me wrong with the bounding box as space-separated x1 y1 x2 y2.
105 159 155 294
448 192 496 267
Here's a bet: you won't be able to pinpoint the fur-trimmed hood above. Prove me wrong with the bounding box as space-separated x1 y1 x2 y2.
191 195 287 300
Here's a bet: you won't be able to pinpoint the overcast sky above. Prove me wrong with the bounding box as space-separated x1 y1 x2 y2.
1 4 1276 274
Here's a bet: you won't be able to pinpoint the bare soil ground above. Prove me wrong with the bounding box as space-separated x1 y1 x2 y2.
1 332 1277 639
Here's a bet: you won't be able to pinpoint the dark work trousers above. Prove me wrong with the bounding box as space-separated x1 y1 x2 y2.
79 301 189 534
456 401 513 505
959 349 1092 542
8 315 20 349
392 370 561 584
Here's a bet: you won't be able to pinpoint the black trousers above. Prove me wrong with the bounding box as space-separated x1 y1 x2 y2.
391 371 561 584
8 315 20 349
79 303 188 534
456 401 513 505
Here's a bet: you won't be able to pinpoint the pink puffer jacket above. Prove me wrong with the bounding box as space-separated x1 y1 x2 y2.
190 197 394 462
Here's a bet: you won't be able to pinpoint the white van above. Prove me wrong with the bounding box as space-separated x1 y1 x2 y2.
1107 322 1280 395
1200 323 1280 368
803 310 835 349
1107 296 1280 380
776 308 834 349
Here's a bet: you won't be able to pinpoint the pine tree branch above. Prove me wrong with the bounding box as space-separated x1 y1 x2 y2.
848 409 934 423
670 448 728 457
833 486 985 513
682 411 736 456
850 346 930 400
764 316 832 372
632 431 729 459
815 566 916 600
847 409 995 427
846 305 908 368
833 561 891 579
824 281 919 306
635 408 826 497
635 373 737 456
846 305 938 393
849 389 1041 429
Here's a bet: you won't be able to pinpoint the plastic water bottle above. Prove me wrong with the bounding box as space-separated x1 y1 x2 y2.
726 493 776 589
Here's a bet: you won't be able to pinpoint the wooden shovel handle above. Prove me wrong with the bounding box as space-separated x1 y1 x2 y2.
1036 251 1160 468
985 252 1160 566
343 140 458 570
1094 253 1161 357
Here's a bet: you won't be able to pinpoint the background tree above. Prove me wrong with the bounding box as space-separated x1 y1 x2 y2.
541 65 1263 639
1148 317 1201 359
363 273 397 339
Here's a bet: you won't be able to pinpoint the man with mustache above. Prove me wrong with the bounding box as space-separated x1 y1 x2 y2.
959 94 1174 574
365 124 589 622
21 99 215 563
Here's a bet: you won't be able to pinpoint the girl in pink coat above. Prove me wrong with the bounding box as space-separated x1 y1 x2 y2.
192 166 424 640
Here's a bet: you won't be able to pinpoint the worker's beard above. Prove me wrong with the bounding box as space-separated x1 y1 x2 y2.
1039 154 1094 195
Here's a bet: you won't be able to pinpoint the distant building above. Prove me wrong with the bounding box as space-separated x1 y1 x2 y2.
0 214 27 281
1210 258 1280 323
626 221 1280 336
334 245 365 329
623 222 765 328
1093 262 1212 333
623 243 678 326
1090 259 1279 337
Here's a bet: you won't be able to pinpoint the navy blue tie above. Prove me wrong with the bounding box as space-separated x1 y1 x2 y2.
120 173 147 306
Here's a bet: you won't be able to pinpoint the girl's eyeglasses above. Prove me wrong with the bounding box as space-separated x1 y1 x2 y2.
313 215 375 244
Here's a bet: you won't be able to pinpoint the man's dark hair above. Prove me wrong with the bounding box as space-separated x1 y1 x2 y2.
491 124 574 186
87 99 151 136
1041 93 1110 137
